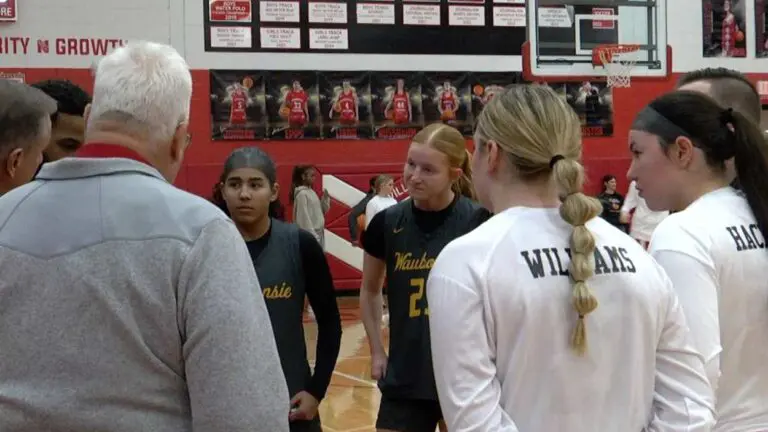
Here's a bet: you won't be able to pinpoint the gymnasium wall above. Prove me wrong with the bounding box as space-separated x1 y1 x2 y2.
2 0 768 289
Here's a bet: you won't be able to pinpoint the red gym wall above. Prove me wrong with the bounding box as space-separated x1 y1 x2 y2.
8 67 689 196
10 66 767 290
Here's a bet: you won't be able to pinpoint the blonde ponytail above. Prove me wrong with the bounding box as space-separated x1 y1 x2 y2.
453 149 475 199
552 157 602 355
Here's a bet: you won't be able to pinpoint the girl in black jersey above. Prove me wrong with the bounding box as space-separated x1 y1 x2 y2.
213 147 342 432
360 123 491 432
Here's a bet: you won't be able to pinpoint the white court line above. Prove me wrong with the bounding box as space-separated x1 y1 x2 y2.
332 370 377 387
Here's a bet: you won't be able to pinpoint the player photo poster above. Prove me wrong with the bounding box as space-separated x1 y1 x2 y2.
266 71 322 139
421 72 472 136
702 0 747 58
210 70 267 140
370 72 424 140
756 0 768 57
559 81 614 137
318 72 373 139
469 72 523 121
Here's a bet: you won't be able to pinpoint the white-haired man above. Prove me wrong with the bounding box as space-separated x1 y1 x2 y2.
0 42 290 431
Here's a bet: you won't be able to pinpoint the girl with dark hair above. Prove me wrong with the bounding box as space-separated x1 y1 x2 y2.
628 89 768 430
214 147 342 432
290 165 330 248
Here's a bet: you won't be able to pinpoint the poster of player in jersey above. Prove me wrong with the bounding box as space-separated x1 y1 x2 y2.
210 70 267 140
318 72 373 139
370 72 424 140
469 72 523 120
561 80 614 137
702 0 746 57
421 73 472 136
265 71 321 140
755 0 768 57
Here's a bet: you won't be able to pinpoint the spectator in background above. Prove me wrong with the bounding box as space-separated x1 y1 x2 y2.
620 180 669 249
365 174 397 230
290 165 330 247
0 41 289 432
597 174 626 231
31 79 91 162
0 79 57 196
348 176 376 243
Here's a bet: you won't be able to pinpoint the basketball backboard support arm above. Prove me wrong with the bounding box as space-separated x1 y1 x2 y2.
525 0 668 80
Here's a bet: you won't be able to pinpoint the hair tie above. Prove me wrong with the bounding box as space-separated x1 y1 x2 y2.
549 155 565 169
720 107 734 124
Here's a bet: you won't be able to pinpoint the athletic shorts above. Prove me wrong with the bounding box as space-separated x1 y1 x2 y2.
376 395 442 431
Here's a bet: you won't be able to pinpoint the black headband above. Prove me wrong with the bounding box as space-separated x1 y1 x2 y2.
631 107 692 140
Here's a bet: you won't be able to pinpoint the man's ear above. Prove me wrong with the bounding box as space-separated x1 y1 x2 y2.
170 123 189 162
271 182 281 202
4 148 23 178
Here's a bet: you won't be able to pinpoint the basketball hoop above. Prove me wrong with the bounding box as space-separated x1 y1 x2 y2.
593 44 641 88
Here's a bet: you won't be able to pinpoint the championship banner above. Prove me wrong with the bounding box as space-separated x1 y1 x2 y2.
422 72 472 137
550 81 614 137
371 72 424 140
469 72 522 121
210 70 267 140
318 71 373 140
266 71 321 140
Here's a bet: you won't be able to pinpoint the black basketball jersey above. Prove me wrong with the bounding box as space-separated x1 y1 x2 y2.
251 219 309 397
379 196 481 400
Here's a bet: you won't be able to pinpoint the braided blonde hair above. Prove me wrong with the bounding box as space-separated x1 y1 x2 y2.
474 84 602 354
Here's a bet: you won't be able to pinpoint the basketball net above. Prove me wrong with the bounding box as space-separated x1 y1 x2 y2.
595 45 640 88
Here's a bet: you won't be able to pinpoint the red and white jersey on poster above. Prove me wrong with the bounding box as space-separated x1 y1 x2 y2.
286 90 308 113
392 92 410 124
721 13 737 56
229 88 248 124
440 90 457 112
338 91 357 123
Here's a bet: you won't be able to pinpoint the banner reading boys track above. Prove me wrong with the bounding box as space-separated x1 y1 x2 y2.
266 71 322 139
318 71 374 140
370 72 424 140
210 70 267 140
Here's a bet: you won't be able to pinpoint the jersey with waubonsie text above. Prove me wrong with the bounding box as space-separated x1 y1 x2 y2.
380 196 480 400
250 219 308 397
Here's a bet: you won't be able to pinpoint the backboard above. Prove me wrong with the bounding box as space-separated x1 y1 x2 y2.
524 0 669 80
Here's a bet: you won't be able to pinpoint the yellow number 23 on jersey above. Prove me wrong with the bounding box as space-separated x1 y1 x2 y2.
408 277 429 318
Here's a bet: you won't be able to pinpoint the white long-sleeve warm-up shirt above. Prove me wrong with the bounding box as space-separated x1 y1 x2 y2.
427 206 715 432
650 187 768 432
622 180 669 242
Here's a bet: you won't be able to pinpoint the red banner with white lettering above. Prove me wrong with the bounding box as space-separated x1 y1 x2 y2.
0 0 17 22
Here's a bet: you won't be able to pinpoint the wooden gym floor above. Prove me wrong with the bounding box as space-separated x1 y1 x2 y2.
304 296 388 432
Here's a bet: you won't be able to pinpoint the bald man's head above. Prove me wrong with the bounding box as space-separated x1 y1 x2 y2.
677 68 761 123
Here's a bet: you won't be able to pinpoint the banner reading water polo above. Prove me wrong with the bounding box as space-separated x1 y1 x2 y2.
469 72 523 120
210 70 267 140
265 71 322 140
421 72 472 136
702 0 746 58
318 71 373 140
370 71 424 140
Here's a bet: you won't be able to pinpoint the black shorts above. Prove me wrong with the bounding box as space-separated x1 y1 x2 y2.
376 395 442 432
290 416 322 432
